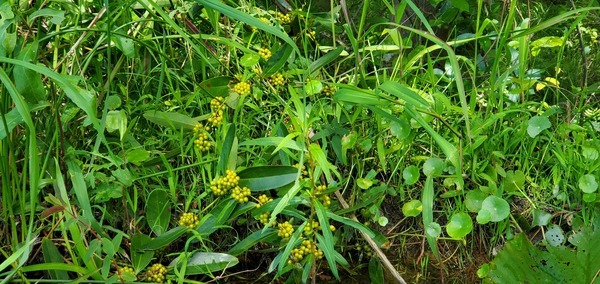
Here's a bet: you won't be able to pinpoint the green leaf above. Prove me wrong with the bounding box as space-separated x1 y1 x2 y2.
42 238 69 280
532 209 553 227
304 79 323 96
478 196 510 223
446 213 473 239
545 224 565 247
0 107 23 140
308 143 337 182
14 41 45 103
143 110 199 130
326 212 387 247
170 252 238 275
464 190 486 212
0 58 99 129
422 176 439 259
368 258 384 284
146 190 171 236
530 36 564 56
403 166 420 185
228 229 277 256
218 124 236 173
111 34 135 58
426 222 442 238
578 174 598 193
112 168 132 187
263 44 293 77
504 170 525 192
27 8 65 25
238 137 303 151
130 234 154 273
105 95 121 110
334 87 390 106
136 227 186 251
240 53 260 67
105 110 127 140
309 46 343 75
402 200 422 217
527 116 551 138
315 199 341 279
198 76 234 98
450 0 469 12
357 178 373 190
125 148 150 165
423 157 444 177
238 166 297 191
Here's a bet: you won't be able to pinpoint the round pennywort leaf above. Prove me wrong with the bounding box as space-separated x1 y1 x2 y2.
578 174 598 193
402 200 422 217
403 166 420 185
426 222 441 238
480 195 510 222
446 213 473 239
423 157 444 177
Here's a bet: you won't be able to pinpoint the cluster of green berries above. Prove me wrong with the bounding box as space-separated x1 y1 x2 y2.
258 47 272 60
207 96 226 127
288 240 323 264
277 12 294 24
259 212 271 225
231 186 251 203
255 194 273 208
232 81 251 95
145 263 167 283
178 212 199 229
116 266 135 282
270 72 285 86
303 220 321 236
277 221 294 238
355 243 375 257
322 84 337 96
209 170 240 196
193 124 212 152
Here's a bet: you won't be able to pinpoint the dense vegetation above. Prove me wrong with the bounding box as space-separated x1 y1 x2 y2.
1 0 599 283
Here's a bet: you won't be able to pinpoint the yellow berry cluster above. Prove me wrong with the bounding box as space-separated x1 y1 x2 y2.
259 212 271 225
277 221 294 238
193 124 212 152
178 212 200 229
258 47 272 60
307 30 317 40
277 12 294 24
117 266 135 282
288 240 323 264
255 194 273 208
303 220 321 236
232 81 251 95
322 84 337 96
293 163 308 179
270 72 285 86
314 184 331 207
145 263 167 283
207 96 226 127
231 186 251 203
209 170 240 196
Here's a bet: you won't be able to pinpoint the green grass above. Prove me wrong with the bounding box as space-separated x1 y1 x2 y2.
1 0 600 283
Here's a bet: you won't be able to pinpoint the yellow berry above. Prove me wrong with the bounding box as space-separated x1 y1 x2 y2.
258 47 272 60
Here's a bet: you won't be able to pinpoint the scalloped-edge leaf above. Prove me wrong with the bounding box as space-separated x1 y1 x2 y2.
238 166 298 191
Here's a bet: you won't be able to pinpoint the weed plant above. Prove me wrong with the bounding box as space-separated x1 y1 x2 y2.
1 0 599 283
